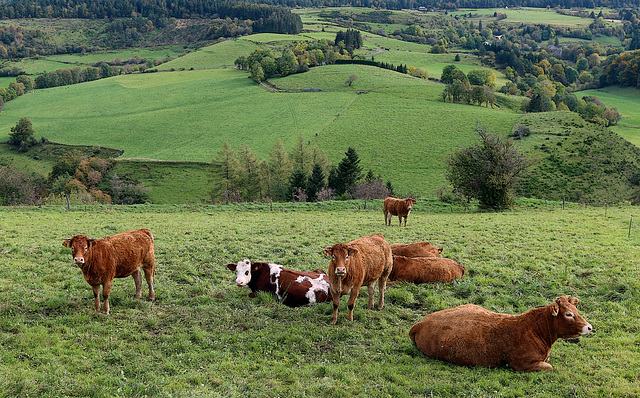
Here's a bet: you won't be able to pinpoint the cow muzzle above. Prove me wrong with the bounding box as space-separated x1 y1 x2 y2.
335 267 347 277
73 257 85 265
236 280 246 287
581 323 593 336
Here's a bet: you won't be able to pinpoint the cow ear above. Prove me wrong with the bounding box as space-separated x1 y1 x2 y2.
226 263 237 271
569 297 579 306
348 247 358 256
323 247 332 257
87 238 97 247
62 239 72 248
551 301 560 316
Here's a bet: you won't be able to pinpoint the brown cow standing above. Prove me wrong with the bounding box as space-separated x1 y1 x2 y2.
389 255 465 283
383 197 417 227
409 296 593 372
323 234 393 325
391 241 443 257
63 228 156 315
226 259 332 307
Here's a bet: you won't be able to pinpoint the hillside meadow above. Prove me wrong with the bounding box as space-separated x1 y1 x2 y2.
0 201 639 397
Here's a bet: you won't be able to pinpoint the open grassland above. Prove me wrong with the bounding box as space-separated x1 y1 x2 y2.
0 202 639 397
578 87 640 147
449 7 594 28
0 55 521 197
44 46 188 66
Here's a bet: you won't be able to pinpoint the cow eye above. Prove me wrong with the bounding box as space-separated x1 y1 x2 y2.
565 312 574 318
84 246 88 250
345 254 349 260
245 271 249 276
332 255 336 260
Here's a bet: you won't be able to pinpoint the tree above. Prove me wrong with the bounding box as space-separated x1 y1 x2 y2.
307 163 326 202
345 73 358 87
211 141 240 202
238 144 262 200
8 117 37 152
268 139 292 201
446 123 532 210
288 168 307 201
330 147 363 196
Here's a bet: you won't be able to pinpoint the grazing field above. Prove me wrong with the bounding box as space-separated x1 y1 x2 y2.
0 202 639 397
449 7 594 28
0 56 520 197
578 87 640 147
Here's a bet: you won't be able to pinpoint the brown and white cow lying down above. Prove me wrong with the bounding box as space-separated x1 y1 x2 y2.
63 228 156 315
227 260 332 307
409 296 593 372
389 255 465 284
324 233 393 325
391 241 443 258
383 197 417 227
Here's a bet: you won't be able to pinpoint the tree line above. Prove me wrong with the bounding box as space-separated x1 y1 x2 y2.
0 0 302 35
210 138 393 204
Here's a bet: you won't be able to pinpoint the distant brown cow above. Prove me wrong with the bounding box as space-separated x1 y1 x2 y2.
63 228 156 315
389 255 465 283
383 197 416 227
390 241 443 258
409 296 593 372
323 234 393 325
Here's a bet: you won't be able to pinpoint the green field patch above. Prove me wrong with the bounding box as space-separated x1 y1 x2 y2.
43 46 187 66
451 7 593 28
578 87 640 146
0 204 638 396
158 39 265 70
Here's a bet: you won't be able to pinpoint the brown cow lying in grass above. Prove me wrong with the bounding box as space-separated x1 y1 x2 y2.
63 228 156 315
324 233 393 325
389 255 465 283
383 197 416 227
409 296 593 372
390 241 443 258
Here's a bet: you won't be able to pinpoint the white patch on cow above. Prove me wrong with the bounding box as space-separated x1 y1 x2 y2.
235 259 252 287
295 275 331 304
268 263 285 300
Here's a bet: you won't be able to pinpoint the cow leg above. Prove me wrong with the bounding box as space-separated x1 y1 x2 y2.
346 290 360 321
366 284 375 309
143 266 155 301
330 295 341 325
513 361 554 372
102 280 112 315
377 277 387 310
91 284 101 312
133 269 142 298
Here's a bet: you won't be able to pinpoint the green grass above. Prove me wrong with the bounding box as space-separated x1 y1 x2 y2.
0 202 639 396
578 87 640 147
43 46 188 65
450 7 594 28
0 59 521 198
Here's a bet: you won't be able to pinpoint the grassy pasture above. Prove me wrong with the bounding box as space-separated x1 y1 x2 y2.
450 7 593 28
0 202 639 397
43 46 188 66
578 87 640 147
0 57 521 198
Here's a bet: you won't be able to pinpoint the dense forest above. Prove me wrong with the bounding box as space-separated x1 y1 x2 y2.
0 0 302 35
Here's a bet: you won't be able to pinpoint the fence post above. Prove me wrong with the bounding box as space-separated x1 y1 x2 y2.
629 216 633 238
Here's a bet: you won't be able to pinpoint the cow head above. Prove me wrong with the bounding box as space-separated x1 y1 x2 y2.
62 235 96 266
227 259 255 287
550 296 593 338
405 198 417 209
323 243 358 278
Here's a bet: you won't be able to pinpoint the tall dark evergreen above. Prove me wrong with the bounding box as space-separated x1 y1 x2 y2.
288 168 308 201
307 163 326 202
330 147 363 196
